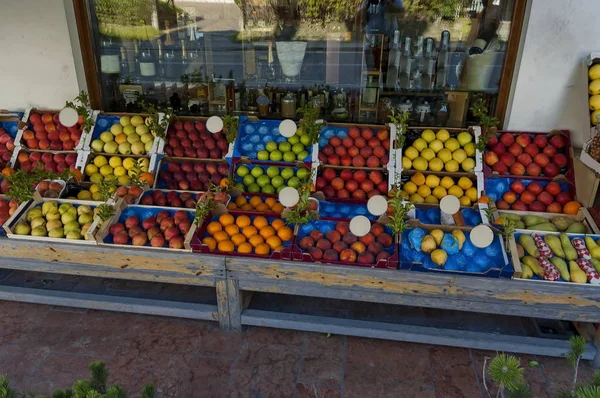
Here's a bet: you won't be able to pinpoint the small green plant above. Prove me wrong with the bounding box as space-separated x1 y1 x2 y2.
128 159 148 188
388 107 410 149
65 91 95 134
222 115 239 145
297 105 322 145
195 196 217 226
282 178 318 226
387 187 413 236
139 101 172 141
471 96 500 153
4 166 71 204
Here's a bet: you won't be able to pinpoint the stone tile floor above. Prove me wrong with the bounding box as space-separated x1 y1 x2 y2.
0 300 595 398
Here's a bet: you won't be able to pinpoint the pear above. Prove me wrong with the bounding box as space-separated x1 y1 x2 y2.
527 223 557 232
66 230 82 240
550 257 570 281
45 210 60 221
451 230 466 250
61 209 77 224
569 261 587 284
560 233 578 261
431 249 448 267
42 201 58 216
77 205 92 216
522 256 545 277
551 216 574 231
48 228 64 238
46 220 63 231
430 229 444 246
78 213 94 226
64 221 81 233
565 222 586 234
26 207 43 222
589 258 600 274
421 235 437 254
523 215 548 227
585 236 600 260
544 235 565 258
520 264 533 279
31 225 47 237
518 235 539 257
58 202 73 215
14 221 31 235
81 223 92 239
515 221 526 229
502 213 522 222
30 217 46 230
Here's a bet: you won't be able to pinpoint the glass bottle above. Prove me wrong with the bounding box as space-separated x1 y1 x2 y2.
133 40 140 76
163 43 178 80
421 38 435 91
157 39 165 78
411 36 424 91
139 41 156 78
385 30 400 90
398 37 413 91
266 41 276 81
363 76 378 107
119 47 129 79
100 37 120 74
180 39 189 78
435 30 450 90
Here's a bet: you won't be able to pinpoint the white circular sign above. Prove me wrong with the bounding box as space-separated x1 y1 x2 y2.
440 195 460 215
58 107 79 127
278 187 300 207
470 225 494 248
367 195 388 216
279 119 297 138
349 215 371 237
206 116 224 133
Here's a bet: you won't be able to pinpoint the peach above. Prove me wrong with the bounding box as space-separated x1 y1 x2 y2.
322 168 336 182
491 142 506 156
366 156 380 168
537 191 554 206
526 163 542 176
509 162 525 176
499 133 514 147
527 182 543 195
142 216 156 231
520 191 536 204
309 230 324 241
359 146 373 158
500 153 515 166
29 113 41 124
533 153 550 167
113 230 129 244
533 135 548 148
147 227 161 240
510 181 526 194
109 223 125 236
331 177 344 190
322 145 334 156
307 247 323 260
524 143 539 158
132 233 148 246
352 189 367 199
373 145 386 158
326 230 342 243
332 241 348 254
516 153 532 167
543 163 559 177
156 210 171 223
360 180 374 192
503 191 517 204
322 249 339 261
369 171 384 185
367 137 380 149
343 233 358 245
496 200 510 210
335 146 347 157
340 169 353 181
173 210 188 225
350 241 367 254
348 127 361 139
529 201 545 212
370 223 385 236
550 135 565 148
355 137 367 148
555 192 573 206
178 219 192 234
160 218 175 232
348 146 359 157
546 202 562 213
361 128 374 140
543 146 557 158
357 252 375 264
553 153 568 168
330 136 342 147
151 234 166 247
493 162 508 174
352 156 365 167
368 241 384 254
128 226 143 238
41 113 53 124
377 233 393 247
376 252 391 262
515 134 530 148
342 137 354 148
340 155 352 166
299 236 314 249
169 236 185 249
337 189 350 199
316 239 332 251
339 248 357 262
359 233 375 246
545 182 561 196
125 216 139 229
346 180 359 192
511 201 528 211
164 226 180 241
508 143 522 157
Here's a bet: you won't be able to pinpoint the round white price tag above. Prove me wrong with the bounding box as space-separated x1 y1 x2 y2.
278 187 300 207
367 195 388 216
440 195 460 215
279 119 297 137
206 116 224 133
470 225 494 248
349 215 371 237
58 107 79 127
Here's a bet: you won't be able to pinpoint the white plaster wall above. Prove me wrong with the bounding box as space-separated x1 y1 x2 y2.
0 0 81 110
506 0 599 148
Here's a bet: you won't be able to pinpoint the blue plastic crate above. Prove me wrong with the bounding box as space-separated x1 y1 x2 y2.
414 207 482 227
318 126 349 148
318 200 375 220
485 177 571 203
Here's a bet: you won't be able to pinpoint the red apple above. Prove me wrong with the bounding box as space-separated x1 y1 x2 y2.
545 181 561 196
512 201 528 211
555 192 573 206
517 153 532 166
510 163 526 176
527 182 543 195
515 134 531 148
493 162 508 174
526 163 542 176
484 152 499 166
543 163 560 177
553 153 568 168
533 153 550 168
508 143 522 157
510 181 526 194
537 191 554 206
499 133 514 147
543 146 557 158
550 135 566 148
524 144 539 158
491 143 506 156
529 201 546 212
500 152 515 166
520 191 536 204
533 135 548 148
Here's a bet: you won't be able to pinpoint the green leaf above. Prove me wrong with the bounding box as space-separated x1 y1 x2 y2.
528 360 539 368
488 354 525 392
567 336 586 368
140 384 156 398
506 382 534 398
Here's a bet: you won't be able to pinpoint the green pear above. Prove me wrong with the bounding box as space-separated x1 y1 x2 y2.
31 225 47 237
45 211 61 221
61 211 77 225
520 264 533 279
589 258 600 274
560 233 578 261
544 235 564 258
30 217 46 230
518 235 539 257
569 261 587 284
58 203 73 215
77 205 92 216
48 228 64 238
66 230 82 240
550 257 570 281
46 220 63 231
522 256 545 278
585 236 600 260
78 213 94 226
14 221 31 235
64 221 81 233
42 201 58 216
26 207 43 222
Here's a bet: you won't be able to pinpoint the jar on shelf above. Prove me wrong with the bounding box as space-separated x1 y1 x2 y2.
281 92 297 118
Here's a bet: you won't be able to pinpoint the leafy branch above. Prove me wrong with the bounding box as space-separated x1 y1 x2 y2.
387 187 413 235
65 91 94 133
194 196 217 226
388 106 410 149
484 354 525 398
139 100 172 140
567 335 586 396
129 159 148 188
98 177 118 202
282 178 318 226
297 105 322 145
222 115 239 144
4 166 68 204
471 96 499 152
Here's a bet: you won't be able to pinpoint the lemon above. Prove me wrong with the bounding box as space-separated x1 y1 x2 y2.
413 138 428 152
118 175 132 185
429 158 444 172
432 186 448 200
462 158 475 172
122 158 136 170
410 172 426 186
437 148 453 163
130 115 144 126
444 138 460 152
409 193 425 203
465 187 478 202
93 155 108 167
440 176 455 189
429 139 444 153
421 129 436 143
421 148 436 161
109 156 122 168
84 164 98 176
100 131 114 143
123 125 136 135
425 195 439 204
459 196 472 207
92 192 104 201
113 166 127 177
110 124 123 135
425 174 440 188
457 131 472 146
412 157 428 171
115 134 128 145
99 164 114 176
417 185 431 198
402 156 412 170
452 149 467 164
119 116 131 127
405 146 419 160
90 173 104 184
457 176 473 190
592 110 600 125
590 79 600 95
77 190 92 200
448 185 464 198
436 129 450 142
464 143 476 156
445 160 459 172
590 95 600 111
403 181 418 194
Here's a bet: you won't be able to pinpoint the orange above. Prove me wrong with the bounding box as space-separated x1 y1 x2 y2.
266 235 282 250
259 226 275 239
235 215 252 229
219 177 231 188
1 167 14 177
265 197 277 208
69 167 83 181
477 195 492 204
248 235 264 247
255 243 270 255
253 216 268 230
564 201 582 215
213 231 229 243
254 203 270 212
249 196 263 207
219 213 235 227
271 203 285 213
224 224 240 236
207 221 222 235
242 225 258 239
231 233 246 246
237 242 253 254
138 172 155 186
271 219 285 232
277 226 293 242
235 196 247 207
240 203 253 211
217 240 235 252
227 203 237 210
275 245 285 251
202 237 217 250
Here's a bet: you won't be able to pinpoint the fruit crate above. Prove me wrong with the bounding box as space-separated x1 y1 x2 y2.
11 147 84 174
191 211 295 260
78 151 158 185
399 170 484 206
493 208 600 235
35 179 67 199
85 112 165 156
138 189 202 209
400 126 483 174
234 117 318 167
513 230 600 284
2 192 102 244
483 130 574 182
317 122 396 172
95 205 196 251
485 177 578 214
232 162 316 196
317 199 377 220
154 157 230 191
399 224 513 278
315 164 391 202
408 204 485 227
0 112 23 169
165 116 234 161
17 107 94 151
293 218 398 269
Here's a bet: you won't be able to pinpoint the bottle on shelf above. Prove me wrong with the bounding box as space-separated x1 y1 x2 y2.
100 36 120 74
157 39 165 78
133 40 140 76
398 37 413 91
181 39 189 77
362 75 378 108
421 37 435 91
364 37 375 71
411 36 424 91
139 41 156 78
163 41 178 80
265 41 276 81
435 30 450 90
119 47 129 80
385 30 400 90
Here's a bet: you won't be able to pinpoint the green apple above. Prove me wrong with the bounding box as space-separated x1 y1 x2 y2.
300 134 312 146
256 175 270 188
250 167 264 178
141 133 154 144
281 168 294 180
234 183 245 191
237 165 250 177
127 133 140 144
277 185 285 194
288 135 300 145
283 151 296 162
296 125 306 136
278 142 292 152
91 139 105 152
123 124 136 135
242 174 255 186
266 166 279 178
262 184 275 194
104 141 118 154
100 131 114 143
119 116 131 127
265 141 278 152
118 142 131 155
292 143 305 155
247 183 260 193
257 150 269 160
288 176 301 188
271 176 284 188
269 150 282 161
131 141 146 155
296 168 310 180
297 151 309 160
144 141 153 152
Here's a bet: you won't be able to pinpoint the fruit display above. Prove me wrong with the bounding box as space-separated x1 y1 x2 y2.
495 211 593 233
227 195 285 214
484 131 571 178
588 62 600 126
89 115 158 156
485 178 580 214
401 227 510 276
0 120 18 168
317 125 390 168
402 128 478 173
193 213 294 257
6 200 98 242
316 167 388 200
318 200 376 220
235 119 315 164
100 207 194 250
233 163 312 195
36 180 66 198
21 110 85 151
155 159 229 191
412 206 483 227
515 231 600 284
15 149 79 173
399 172 481 206
0 197 19 231
296 219 396 268
83 154 154 186
166 119 231 159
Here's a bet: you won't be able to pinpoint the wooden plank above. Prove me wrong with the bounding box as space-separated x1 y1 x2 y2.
241 309 597 360
215 280 230 329
227 279 243 332
0 285 219 322
227 258 600 322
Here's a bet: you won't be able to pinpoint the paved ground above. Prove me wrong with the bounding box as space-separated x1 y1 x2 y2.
0 300 595 398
